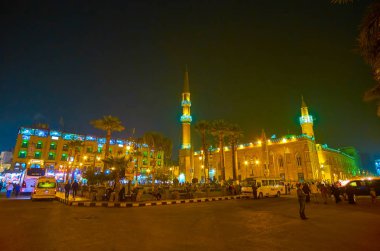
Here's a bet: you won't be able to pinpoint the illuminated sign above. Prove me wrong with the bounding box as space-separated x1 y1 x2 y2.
19 128 35 136
50 130 61 137
86 135 97 141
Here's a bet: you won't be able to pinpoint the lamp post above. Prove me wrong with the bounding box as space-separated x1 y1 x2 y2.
169 167 173 181
255 160 259 177
244 160 248 180
146 168 151 185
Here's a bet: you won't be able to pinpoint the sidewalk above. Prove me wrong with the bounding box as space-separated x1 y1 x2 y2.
55 192 90 205
0 191 30 200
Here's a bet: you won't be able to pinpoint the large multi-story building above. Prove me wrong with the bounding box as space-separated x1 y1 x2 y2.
11 124 164 182
179 74 361 183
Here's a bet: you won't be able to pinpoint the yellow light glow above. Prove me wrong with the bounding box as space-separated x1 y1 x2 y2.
244 161 248 165
96 156 101 161
84 155 88 160
255 160 260 165
199 156 202 160
257 140 262 145
282 138 287 143
126 146 131 151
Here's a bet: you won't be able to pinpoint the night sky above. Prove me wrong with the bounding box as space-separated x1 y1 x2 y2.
1 1 379 166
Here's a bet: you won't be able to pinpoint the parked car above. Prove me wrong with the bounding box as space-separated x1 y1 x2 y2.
341 178 380 199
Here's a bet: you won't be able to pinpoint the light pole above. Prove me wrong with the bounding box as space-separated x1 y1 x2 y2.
244 160 248 180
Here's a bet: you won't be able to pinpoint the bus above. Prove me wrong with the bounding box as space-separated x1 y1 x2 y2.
21 159 46 194
241 177 285 198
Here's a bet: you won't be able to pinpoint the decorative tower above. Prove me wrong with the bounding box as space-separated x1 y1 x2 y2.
179 67 193 182
299 96 314 138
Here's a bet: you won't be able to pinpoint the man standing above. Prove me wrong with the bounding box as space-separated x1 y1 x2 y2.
64 181 71 200
6 182 14 198
252 184 258 200
71 180 79 200
297 183 308 220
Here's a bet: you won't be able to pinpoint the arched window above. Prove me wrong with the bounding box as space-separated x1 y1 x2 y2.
295 153 302 167
278 155 284 168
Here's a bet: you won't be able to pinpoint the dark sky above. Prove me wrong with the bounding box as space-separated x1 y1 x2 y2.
1 0 379 164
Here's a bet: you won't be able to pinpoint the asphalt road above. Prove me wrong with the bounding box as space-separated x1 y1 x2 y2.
1 195 379 251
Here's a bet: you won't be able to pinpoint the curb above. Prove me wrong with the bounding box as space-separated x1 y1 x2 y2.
56 195 250 207
55 196 74 206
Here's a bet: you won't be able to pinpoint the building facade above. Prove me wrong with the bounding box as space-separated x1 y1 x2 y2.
11 124 164 182
185 96 360 183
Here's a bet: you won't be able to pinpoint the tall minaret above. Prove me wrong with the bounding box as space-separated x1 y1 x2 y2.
299 96 314 138
180 67 192 149
179 67 193 182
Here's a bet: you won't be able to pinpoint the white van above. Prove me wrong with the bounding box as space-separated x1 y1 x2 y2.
31 177 57 201
241 178 285 198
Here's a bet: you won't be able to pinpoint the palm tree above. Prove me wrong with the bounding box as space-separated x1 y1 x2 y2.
102 155 129 202
90 115 125 159
195 120 210 182
210 120 230 181
333 1 380 115
142 131 165 186
161 136 173 167
66 140 84 181
227 124 243 181
360 2 380 115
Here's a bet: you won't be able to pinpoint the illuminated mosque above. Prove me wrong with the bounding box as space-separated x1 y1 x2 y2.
178 70 361 183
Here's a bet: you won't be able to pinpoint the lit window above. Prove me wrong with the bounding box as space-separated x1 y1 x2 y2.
18 151 27 158
50 143 57 150
61 154 68 161
21 140 28 148
48 152 56 160
34 151 41 159
36 141 43 149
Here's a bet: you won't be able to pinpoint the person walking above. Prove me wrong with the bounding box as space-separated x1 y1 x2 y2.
71 180 79 200
252 184 258 200
345 185 356 204
320 183 328 204
64 181 71 200
332 183 341 203
14 183 21 197
6 182 14 199
302 183 311 203
297 183 308 220
370 186 376 205
309 182 319 203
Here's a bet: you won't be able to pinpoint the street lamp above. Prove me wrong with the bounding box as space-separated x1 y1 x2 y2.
244 160 248 180
146 168 151 184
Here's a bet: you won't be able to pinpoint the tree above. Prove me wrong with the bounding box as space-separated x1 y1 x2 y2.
195 120 210 182
90 115 125 159
227 124 243 181
102 155 130 202
66 140 84 181
333 1 380 115
360 2 380 115
210 120 230 181
142 131 165 186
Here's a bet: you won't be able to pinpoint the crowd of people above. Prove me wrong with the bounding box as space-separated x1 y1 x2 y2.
295 181 377 220
0 181 21 198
